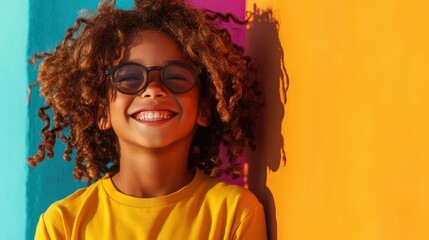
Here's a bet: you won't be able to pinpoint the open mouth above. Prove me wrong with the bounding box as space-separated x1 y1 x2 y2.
132 111 177 122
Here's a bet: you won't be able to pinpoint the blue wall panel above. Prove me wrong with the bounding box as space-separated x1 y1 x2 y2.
26 1 133 239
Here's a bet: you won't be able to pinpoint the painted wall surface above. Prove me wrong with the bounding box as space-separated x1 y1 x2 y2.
25 0 245 239
23 0 429 239
187 0 247 186
26 1 133 239
246 0 429 239
0 0 29 239
188 0 246 47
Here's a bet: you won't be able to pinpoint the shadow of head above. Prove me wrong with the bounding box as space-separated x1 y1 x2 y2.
246 4 289 172
245 5 290 240
202 6 290 239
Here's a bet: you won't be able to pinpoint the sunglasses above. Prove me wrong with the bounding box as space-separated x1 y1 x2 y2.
106 61 199 95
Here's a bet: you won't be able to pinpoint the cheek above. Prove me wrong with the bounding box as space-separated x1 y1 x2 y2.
109 95 134 120
177 92 200 121
184 90 200 110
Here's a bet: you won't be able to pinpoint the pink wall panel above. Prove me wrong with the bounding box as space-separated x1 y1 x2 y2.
187 0 247 186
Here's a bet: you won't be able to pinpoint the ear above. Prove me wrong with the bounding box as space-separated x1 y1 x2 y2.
98 115 112 130
197 98 211 127
97 104 112 130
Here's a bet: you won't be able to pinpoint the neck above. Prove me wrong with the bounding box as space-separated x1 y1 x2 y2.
111 141 194 198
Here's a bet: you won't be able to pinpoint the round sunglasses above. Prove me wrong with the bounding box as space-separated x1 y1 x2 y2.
106 61 199 95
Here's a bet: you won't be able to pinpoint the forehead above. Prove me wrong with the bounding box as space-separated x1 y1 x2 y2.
124 30 188 65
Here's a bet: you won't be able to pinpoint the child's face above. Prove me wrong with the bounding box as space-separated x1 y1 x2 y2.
106 30 208 152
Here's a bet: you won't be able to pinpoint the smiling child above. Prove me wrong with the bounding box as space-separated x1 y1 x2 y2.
29 0 266 239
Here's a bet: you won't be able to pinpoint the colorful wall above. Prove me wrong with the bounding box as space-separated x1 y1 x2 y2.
0 0 28 239
1 0 428 239
246 0 429 239
25 1 98 238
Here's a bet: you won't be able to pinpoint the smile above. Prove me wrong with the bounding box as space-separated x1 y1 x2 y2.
133 111 176 122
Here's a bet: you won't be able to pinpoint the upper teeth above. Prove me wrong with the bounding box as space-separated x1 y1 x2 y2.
135 111 174 121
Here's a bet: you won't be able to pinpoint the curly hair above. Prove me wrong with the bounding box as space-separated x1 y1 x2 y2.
28 0 262 184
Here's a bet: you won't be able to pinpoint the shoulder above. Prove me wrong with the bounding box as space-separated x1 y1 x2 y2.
38 178 104 236
194 171 267 239
204 177 260 205
196 170 263 216
36 178 105 238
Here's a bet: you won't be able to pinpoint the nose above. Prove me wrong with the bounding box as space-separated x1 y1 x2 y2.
139 69 167 98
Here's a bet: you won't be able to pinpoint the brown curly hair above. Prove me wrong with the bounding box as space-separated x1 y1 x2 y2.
28 0 262 184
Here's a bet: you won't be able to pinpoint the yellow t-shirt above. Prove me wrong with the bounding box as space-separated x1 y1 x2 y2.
35 169 267 240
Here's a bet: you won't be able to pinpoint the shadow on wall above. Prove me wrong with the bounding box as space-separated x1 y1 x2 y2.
245 4 289 240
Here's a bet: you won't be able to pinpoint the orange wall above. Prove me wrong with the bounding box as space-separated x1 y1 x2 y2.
246 0 429 239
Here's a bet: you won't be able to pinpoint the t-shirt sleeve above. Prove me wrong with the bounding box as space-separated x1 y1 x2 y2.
34 207 67 240
35 214 51 240
232 203 267 240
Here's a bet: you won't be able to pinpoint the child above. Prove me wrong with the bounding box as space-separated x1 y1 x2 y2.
29 0 266 239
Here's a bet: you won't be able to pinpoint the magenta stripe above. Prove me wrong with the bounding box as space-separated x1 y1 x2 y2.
187 0 246 48
187 0 247 185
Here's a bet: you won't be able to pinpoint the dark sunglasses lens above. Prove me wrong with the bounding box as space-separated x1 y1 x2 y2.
113 64 146 94
163 63 195 92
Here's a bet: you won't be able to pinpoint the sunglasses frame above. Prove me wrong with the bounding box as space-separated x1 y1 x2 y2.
106 61 199 95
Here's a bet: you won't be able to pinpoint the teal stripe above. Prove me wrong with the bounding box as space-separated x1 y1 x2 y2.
26 1 98 239
25 1 134 239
